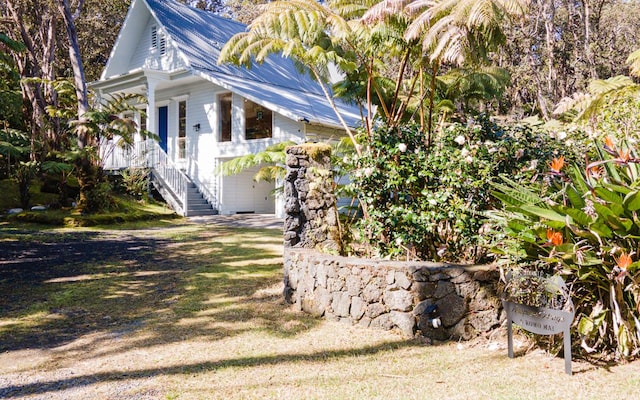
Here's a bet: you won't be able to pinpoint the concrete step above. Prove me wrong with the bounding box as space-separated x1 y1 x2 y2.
187 208 218 216
188 203 215 211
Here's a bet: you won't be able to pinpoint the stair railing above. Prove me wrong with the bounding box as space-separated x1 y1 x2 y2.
146 140 190 216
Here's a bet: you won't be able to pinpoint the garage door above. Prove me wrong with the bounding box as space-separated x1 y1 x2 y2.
221 167 275 214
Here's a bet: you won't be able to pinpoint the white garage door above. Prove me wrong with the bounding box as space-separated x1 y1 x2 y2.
221 167 275 214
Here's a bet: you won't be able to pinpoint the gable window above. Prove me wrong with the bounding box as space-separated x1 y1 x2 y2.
219 93 232 142
244 99 272 140
178 100 186 159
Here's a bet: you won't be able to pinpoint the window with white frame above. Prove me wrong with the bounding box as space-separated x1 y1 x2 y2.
244 99 272 140
219 93 232 142
178 100 186 159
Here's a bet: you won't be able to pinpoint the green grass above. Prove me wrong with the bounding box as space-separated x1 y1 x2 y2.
0 179 58 210
0 178 179 226
0 221 638 399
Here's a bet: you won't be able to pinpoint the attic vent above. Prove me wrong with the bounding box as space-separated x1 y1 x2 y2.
151 25 158 49
159 33 167 56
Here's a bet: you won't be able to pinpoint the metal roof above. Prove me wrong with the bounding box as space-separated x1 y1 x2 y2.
141 0 362 128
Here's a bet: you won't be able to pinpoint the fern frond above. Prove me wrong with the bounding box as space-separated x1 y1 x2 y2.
627 49 640 79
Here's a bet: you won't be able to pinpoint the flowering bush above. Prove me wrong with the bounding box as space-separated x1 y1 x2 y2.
491 137 640 360
346 115 584 261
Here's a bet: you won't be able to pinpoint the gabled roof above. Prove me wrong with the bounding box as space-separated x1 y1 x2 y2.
101 0 362 129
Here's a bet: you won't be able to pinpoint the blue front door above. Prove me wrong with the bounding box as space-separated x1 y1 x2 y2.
158 106 168 153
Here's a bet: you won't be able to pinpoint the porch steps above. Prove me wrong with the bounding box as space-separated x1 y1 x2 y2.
186 182 218 216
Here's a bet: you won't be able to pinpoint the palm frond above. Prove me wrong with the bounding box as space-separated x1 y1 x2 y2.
553 76 639 121
254 165 285 182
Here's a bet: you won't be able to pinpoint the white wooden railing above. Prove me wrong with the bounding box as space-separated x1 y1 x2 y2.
101 139 148 170
148 140 190 215
102 140 191 216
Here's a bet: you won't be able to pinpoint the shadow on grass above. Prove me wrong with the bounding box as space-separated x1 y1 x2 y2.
0 223 316 354
0 339 419 398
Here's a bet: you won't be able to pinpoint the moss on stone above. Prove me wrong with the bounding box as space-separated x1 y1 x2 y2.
298 143 332 162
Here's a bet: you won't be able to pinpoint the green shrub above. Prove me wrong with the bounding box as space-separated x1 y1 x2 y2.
83 181 114 213
347 115 584 262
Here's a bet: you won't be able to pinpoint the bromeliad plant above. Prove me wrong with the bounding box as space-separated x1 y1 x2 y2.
491 137 640 360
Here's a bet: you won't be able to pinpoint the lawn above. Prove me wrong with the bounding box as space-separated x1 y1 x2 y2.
0 219 638 399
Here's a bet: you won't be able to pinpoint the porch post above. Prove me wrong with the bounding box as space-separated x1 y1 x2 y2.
146 79 157 135
146 78 158 168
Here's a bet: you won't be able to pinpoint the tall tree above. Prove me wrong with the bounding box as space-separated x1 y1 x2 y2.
2 0 63 158
362 0 526 138
74 0 130 82
499 0 640 119
0 33 25 131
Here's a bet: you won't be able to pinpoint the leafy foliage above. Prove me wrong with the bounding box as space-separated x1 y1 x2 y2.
119 168 150 199
13 161 39 209
349 115 582 261
217 141 296 182
490 138 640 360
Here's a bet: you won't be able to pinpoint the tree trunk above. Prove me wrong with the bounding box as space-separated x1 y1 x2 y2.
57 0 89 147
57 0 99 212
5 0 55 159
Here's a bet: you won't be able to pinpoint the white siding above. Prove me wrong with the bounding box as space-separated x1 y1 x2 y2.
186 84 221 197
305 125 346 143
273 113 305 142
129 18 154 71
128 19 186 72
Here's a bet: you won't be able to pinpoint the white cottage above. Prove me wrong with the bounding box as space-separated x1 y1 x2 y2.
92 0 361 217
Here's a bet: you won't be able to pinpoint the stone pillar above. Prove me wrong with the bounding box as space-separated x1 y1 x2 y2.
283 144 341 253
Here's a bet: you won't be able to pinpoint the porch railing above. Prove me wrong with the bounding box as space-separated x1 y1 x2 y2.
101 140 148 170
102 140 191 216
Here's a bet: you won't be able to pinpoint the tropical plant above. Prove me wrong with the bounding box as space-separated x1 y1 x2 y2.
13 160 39 209
41 159 75 207
45 83 149 212
490 138 640 360
0 127 30 178
119 167 149 199
362 0 526 137
217 141 297 183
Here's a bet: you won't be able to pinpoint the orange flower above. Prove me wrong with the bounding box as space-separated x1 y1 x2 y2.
587 165 603 179
604 136 616 150
549 156 565 173
614 252 632 271
546 229 563 246
618 149 631 163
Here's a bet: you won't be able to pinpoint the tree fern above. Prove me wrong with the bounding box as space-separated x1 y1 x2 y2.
627 48 640 79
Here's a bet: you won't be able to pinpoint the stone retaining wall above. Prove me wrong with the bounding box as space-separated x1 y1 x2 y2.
283 143 341 253
282 144 503 340
284 248 502 340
